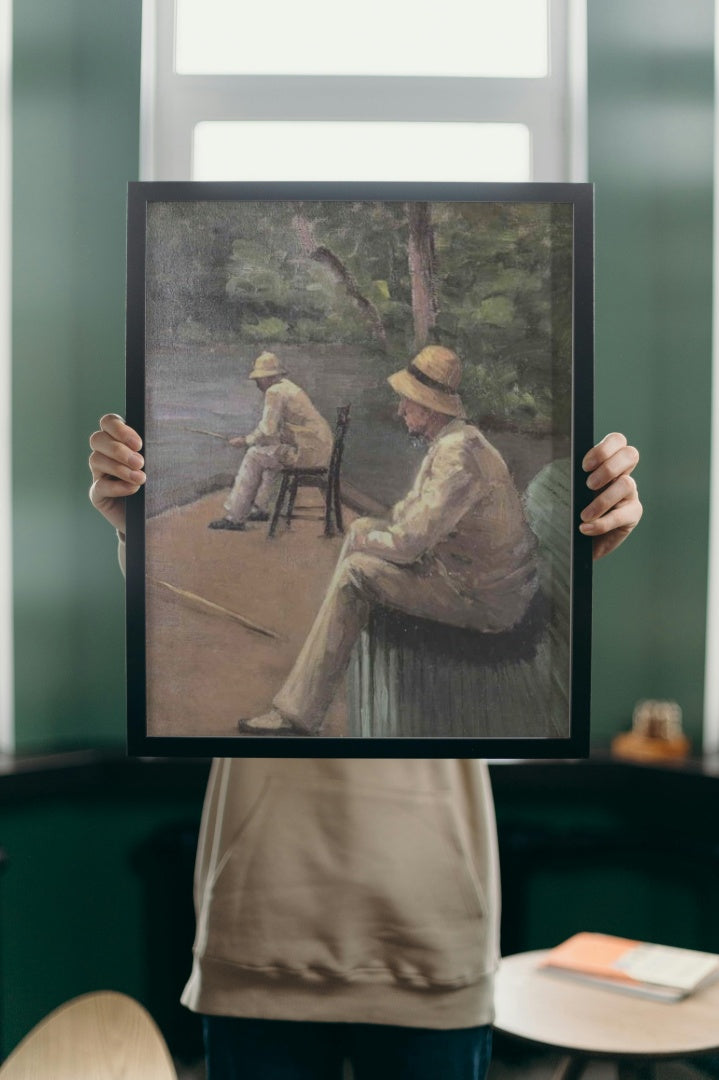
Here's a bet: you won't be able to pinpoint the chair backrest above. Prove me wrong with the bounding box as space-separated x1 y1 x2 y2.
0 991 178 1079
329 404 351 480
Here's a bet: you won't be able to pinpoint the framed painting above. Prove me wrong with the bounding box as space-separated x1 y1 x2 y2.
126 181 593 757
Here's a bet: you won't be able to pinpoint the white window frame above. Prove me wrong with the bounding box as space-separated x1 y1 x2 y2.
141 0 587 184
0 0 13 752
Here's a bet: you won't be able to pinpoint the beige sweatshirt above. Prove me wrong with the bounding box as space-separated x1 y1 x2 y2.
120 539 501 1029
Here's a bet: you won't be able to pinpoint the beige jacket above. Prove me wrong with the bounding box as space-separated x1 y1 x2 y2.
246 378 333 467
119 540 501 1029
362 419 537 625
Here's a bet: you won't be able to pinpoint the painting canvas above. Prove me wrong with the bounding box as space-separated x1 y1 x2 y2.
126 181 593 757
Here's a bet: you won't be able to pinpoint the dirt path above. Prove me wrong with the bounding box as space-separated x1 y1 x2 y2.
145 490 354 739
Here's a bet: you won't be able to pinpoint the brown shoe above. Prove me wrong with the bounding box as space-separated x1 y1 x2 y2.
208 518 245 531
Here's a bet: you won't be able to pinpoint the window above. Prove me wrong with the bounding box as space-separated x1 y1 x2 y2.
174 0 549 78
192 121 532 182
141 0 587 183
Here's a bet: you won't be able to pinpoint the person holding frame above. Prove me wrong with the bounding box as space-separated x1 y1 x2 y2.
89 416 641 1080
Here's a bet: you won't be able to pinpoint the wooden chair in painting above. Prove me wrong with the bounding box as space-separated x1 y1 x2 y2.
347 458 572 738
0 991 178 1079
269 404 351 539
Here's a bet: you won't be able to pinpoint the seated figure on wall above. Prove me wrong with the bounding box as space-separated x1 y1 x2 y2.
240 345 543 736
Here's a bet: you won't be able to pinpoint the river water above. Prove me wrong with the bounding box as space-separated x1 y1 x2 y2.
144 342 563 518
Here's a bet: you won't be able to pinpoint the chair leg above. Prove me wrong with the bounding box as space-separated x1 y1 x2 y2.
286 476 299 526
333 477 344 534
617 1063 653 1080
550 1055 590 1080
324 478 335 537
269 474 290 538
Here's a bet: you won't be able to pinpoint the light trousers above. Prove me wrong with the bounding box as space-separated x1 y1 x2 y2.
224 444 299 522
274 527 523 732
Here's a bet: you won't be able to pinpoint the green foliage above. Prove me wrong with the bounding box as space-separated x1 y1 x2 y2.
461 361 553 433
146 199 573 435
432 202 573 434
478 295 515 328
243 317 290 343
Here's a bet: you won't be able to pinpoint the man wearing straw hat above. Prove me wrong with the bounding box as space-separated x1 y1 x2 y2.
240 344 539 735
209 351 333 531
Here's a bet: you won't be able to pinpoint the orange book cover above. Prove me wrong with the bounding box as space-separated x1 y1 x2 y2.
541 933 641 985
541 933 719 1001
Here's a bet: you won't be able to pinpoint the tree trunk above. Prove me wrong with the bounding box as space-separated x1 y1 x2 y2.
407 201 438 350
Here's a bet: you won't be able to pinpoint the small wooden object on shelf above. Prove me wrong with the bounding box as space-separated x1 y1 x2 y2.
611 699 690 762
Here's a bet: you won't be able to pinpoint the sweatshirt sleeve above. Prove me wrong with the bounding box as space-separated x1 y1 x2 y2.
245 385 283 446
356 440 484 565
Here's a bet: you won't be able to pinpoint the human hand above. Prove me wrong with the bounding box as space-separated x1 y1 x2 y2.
88 414 145 536
346 517 377 551
229 436 247 448
580 432 642 560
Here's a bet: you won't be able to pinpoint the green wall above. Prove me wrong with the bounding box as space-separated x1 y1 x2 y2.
10 1 716 751
587 0 714 748
0 774 206 1058
12 0 142 752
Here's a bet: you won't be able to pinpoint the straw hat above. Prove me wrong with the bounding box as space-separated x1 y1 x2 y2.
388 345 466 418
248 351 286 380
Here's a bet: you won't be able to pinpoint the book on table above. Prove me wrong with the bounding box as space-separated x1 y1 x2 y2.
539 932 719 1002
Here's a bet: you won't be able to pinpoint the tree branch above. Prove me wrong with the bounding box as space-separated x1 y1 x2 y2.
292 213 387 348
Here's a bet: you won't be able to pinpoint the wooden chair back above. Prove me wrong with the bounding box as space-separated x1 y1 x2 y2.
327 404 351 531
329 404 351 481
269 403 351 537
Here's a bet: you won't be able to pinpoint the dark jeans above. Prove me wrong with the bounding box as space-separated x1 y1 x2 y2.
204 1015 493 1080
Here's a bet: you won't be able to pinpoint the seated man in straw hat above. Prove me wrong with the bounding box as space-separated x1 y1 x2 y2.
209 351 333 531
239 345 540 735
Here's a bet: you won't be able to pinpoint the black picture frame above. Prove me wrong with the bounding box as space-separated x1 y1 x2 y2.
126 181 593 758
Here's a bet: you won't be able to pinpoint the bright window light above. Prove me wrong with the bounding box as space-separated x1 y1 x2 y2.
193 122 532 182
176 0 548 78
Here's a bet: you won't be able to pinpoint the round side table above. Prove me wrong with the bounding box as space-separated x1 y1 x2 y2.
494 949 719 1080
